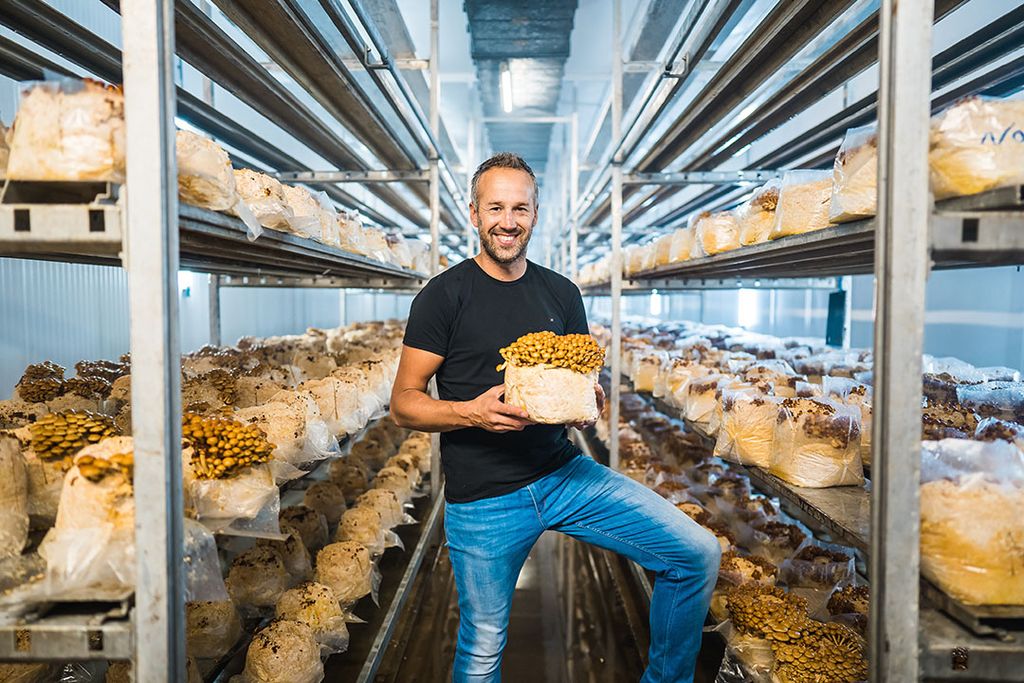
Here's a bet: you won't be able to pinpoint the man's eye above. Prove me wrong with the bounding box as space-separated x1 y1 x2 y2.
489 207 500 213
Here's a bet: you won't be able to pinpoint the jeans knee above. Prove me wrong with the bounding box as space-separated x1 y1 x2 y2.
455 616 506 679
662 524 721 584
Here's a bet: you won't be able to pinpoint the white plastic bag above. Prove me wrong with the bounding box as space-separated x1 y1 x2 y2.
770 170 833 239
770 398 864 488
829 125 877 223
929 95 1024 199
737 180 780 245
503 363 599 425
6 79 125 183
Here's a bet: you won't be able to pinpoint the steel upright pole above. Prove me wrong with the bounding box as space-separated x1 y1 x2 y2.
121 1 185 680
429 0 443 500
466 110 477 256
870 0 933 681
208 274 221 346
609 0 623 473
570 110 580 282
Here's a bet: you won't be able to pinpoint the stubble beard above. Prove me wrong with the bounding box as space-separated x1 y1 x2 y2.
478 224 531 265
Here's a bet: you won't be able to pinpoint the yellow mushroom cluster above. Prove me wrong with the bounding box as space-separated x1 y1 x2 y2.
497 331 605 374
182 412 275 480
76 451 133 483
29 411 120 468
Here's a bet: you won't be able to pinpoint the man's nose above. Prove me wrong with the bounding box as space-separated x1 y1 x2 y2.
500 210 517 228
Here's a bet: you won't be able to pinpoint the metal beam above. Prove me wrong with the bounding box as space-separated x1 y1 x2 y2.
623 170 778 185
121 0 185 679
609 0 623 474
870 0 932 679
275 170 431 183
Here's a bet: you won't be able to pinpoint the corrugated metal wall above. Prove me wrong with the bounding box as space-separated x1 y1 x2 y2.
0 257 415 396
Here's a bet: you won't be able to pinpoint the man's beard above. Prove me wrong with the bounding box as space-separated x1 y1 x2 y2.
479 226 531 265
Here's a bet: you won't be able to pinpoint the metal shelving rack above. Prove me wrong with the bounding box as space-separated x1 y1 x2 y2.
577 1 1024 681
0 0 455 679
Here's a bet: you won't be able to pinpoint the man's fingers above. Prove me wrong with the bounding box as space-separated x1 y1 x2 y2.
493 401 530 419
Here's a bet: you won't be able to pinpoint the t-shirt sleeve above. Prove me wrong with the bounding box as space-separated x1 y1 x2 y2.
403 280 452 357
564 285 590 335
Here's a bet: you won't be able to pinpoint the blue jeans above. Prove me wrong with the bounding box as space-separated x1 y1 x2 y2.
445 454 721 683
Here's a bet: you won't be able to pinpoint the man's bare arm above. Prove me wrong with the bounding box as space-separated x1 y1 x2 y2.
390 345 533 433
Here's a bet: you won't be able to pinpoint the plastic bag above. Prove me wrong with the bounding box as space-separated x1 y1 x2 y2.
632 352 666 393
36 437 137 597
303 481 347 527
974 416 1024 451
652 233 673 268
281 184 324 239
276 582 352 655
226 545 291 612
779 543 855 590
233 619 324 683
7 79 125 183
682 374 731 432
829 124 878 223
257 520 313 584
184 519 230 602
770 170 833 239
187 463 280 536
175 130 260 241
233 169 294 231
737 180 780 245
714 622 774 683
280 505 330 553
313 191 341 247
187 598 244 660
355 489 414 529
315 541 378 607
929 95 1024 200
668 226 694 263
693 210 741 256
749 520 810 566
297 377 370 438
235 392 339 471
333 506 402 557
503 363 599 425
714 389 779 468
770 398 864 488
956 381 1024 422
920 438 1024 604
373 466 417 506
0 437 29 559
0 663 65 683
822 377 873 466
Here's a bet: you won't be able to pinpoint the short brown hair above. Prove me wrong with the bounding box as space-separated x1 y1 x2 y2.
471 152 537 207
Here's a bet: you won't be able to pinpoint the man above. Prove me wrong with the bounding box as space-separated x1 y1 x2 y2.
391 152 720 683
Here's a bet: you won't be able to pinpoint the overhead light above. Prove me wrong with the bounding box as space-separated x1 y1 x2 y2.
500 62 513 113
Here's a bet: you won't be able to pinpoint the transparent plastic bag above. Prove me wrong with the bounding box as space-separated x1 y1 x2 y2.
974 416 1024 451
682 374 731 432
653 233 673 267
257 520 313 584
714 388 779 468
7 79 125 182
929 95 1024 199
737 180 780 245
333 506 389 556
920 439 1024 604
770 398 864 488
633 352 666 393
232 619 324 683
187 598 244 660
0 663 65 683
303 481 347 527
779 543 856 590
694 210 741 256
184 519 230 602
297 377 370 438
280 505 330 553
176 129 237 212
503 364 600 425
313 191 341 247
0 437 29 559
770 170 833 239
276 582 352 655
668 226 694 263
315 541 377 607
226 545 291 612
714 622 774 683
236 392 339 471
956 381 1024 422
822 377 873 466
830 124 878 223
281 184 324 239
233 169 294 231
187 463 280 536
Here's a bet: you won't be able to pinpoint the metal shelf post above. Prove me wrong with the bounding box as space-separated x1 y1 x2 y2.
870 0 934 680
121 0 186 679
609 0 623 472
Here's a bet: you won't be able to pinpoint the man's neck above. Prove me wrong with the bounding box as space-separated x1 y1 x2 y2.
474 253 527 282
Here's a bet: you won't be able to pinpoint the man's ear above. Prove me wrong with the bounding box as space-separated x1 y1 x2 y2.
469 202 478 225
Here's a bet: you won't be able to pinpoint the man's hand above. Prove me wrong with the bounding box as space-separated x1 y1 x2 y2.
569 383 606 431
455 385 534 433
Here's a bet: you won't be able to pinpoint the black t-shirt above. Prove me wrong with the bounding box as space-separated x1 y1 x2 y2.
403 258 589 503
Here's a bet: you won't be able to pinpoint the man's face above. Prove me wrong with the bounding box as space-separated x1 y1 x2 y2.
470 167 537 265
